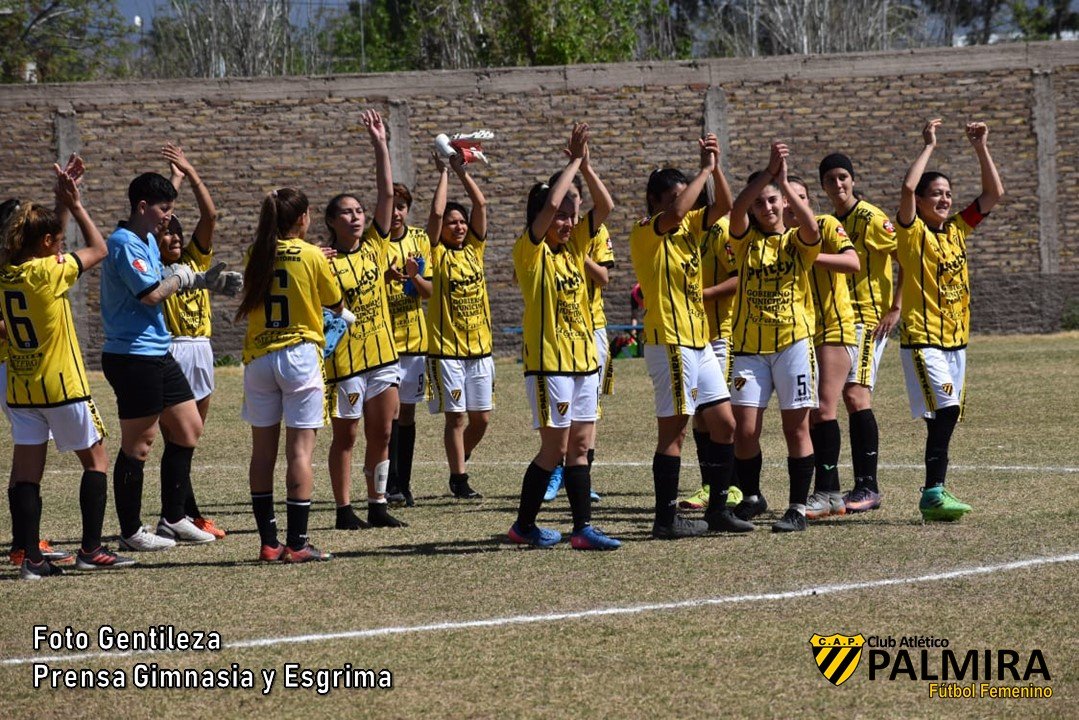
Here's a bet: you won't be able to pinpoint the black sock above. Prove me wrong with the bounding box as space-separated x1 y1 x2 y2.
285 497 311 551
184 486 202 520
564 465 592 532
652 453 681 526
811 420 842 493
925 405 960 488
450 472 469 488
113 451 145 538
788 455 815 507
703 440 734 511
160 442 193 524
692 429 710 489
398 423 417 494
12 483 41 562
79 470 107 551
251 492 278 547
387 419 400 493
735 453 763 497
515 462 551 533
587 448 595 469
8 486 23 553
849 409 879 492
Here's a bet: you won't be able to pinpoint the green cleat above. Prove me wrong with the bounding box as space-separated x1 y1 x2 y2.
678 485 710 510
919 486 972 522
726 485 743 507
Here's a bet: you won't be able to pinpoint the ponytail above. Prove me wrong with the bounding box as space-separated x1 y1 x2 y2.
235 188 308 320
0 202 60 266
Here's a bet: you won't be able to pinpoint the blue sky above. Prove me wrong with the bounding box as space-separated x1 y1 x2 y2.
116 0 354 31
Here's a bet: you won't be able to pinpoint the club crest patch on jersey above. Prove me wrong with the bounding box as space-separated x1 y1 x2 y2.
132 258 150 274
836 225 849 237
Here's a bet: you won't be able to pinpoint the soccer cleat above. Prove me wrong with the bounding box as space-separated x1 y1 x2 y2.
120 526 176 552
156 516 215 544
76 546 136 570
258 543 286 562
726 485 743 507
919 486 972 522
704 506 755 533
283 544 333 563
678 485 710 510
386 490 407 507
732 493 768 521
507 522 562 548
651 514 709 540
449 477 483 499
805 491 847 520
590 489 602 503
570 525 622 550
543 465 564 502
335 506 371 530
20 558 64 580
402 490 415 508
368 502 409 528
844 486 883 513
9 540 74 567
192 516 226 539
772 508 808 533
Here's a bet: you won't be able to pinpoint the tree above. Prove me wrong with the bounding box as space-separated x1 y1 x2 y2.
0 0 133 83
1011 0 1079 40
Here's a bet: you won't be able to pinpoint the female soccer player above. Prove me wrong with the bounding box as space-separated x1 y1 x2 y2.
425 152 491 500
384 183 432 508
236 186 347 563
896 118 1003 521
727 143 821 533
818 152 901 513
159 143 230 539
784 177 860 520
509 124 620 549
629 134 754 539
323 109 405 530
2 162 135 578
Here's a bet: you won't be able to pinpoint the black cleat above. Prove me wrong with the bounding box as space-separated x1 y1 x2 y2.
402 489 415 507
386 491 407 507
771 508 807 533
20 559 64 580
335 505 371 530
704 506 755 533
368 503 409 528
651 514 709 540
733 493 769 521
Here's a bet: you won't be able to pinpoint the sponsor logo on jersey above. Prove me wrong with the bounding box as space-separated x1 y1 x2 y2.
883 220 896 234
132 258 150 274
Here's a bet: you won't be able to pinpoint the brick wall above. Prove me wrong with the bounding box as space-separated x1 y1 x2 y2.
0 42 1074 364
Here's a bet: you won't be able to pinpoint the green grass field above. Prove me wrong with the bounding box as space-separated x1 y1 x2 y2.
1 333 1076 719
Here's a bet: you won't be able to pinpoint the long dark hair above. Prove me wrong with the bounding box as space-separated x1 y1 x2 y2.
915 171 950 197
645 168 689 215
1 202 60 265
236 188 309 320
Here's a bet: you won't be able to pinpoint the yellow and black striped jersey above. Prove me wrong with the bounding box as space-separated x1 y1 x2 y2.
386 226 432 356
428 231 492 359
513 226 597 376
729 225 821 354
897 204 982 350
701 215 737 343
162 240 213 339
585 220 615 331
809 214 858 346
834 200 897 328
325 227 399 381
242 238 342 364
629 207 709 349
0 253 92 407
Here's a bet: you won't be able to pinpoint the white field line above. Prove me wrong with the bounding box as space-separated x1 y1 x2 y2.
4 553 1077 667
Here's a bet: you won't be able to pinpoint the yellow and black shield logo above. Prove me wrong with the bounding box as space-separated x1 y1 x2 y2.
450 389 462 401
347 393 361 406
809 634 865 686
690 388 698 400
556 402 570 416
734 377 747 391
942 383 954 396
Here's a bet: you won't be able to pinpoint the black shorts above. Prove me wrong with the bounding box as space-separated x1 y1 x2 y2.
101 352 195 419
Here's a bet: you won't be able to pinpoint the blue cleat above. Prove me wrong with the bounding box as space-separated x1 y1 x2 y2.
542 465 564 502
508 522 562 548
570 525 622 550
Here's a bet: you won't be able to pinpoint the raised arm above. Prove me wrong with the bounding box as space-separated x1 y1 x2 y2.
363 109 394 234
451 155 487 240
730 143 786 238
54 163 107 270
777 154 819 245
53 153 83 231
704 134 733 228
162 143 217 251
899 119 940 227
967 122 1004 215
530 123 587 242
579 140 613 227
426 153 449 247
655 136 716 236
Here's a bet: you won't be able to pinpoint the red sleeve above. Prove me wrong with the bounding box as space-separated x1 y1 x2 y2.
959 201 986 229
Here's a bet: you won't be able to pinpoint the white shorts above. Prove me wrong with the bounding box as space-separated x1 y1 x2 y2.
170 337 215 401
9 399 105 452
711 337 733 388
847 323 888 389
428 356 495 414
329 363 400 420
526 373 599 429
644 343 730 418
730 338 818 410
595 327 614 396
901 347 966 420
398 355 427 405
242 342 325 429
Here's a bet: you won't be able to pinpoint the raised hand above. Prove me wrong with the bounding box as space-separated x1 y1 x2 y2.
922 118 942 147
966 121 988 147
362 109 387 145
767 142 789 178
567 122 589 160
161 143 195 177
432 151 448 174
61 153 85 186
699 133 719 171
52 163 81 209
